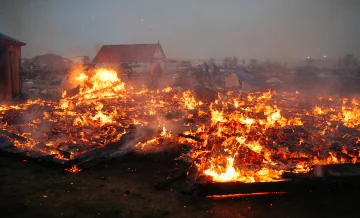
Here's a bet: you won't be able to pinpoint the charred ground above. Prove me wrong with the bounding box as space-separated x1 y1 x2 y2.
1 152 360 218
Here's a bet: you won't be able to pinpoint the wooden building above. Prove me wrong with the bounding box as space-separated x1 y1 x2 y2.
0 33 26 101
93 43 167 74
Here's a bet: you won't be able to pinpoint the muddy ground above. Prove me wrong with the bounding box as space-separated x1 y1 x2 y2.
1 152 360 218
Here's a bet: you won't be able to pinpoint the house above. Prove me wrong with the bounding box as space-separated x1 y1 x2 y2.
92 43 167 74
222 69 262 90
22 54 72 71
0 33 26 101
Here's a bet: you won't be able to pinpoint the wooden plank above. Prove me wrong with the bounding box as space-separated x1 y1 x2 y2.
195 174 360 197
282 163 360 179
181 163 198 194
0 126 156 170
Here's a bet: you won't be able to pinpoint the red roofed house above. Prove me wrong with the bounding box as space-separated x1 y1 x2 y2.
92 42 167 74
0 33 26 101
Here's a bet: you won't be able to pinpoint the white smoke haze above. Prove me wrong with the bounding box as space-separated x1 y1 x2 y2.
60 63 85 91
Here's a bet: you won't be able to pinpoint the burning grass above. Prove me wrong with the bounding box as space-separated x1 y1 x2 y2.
1 67 360 184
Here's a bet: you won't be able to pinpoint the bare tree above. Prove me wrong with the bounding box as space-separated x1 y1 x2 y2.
223 57 231 67
263 60 283 71
249 58 258 67
338 54 358 72
231 57 238 67
223 57 237 68
241 59 246 66
208 58 216 65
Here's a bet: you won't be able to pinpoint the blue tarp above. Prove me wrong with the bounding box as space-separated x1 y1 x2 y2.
224 69 262 85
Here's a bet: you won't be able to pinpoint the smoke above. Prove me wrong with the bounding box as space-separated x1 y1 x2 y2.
279 72 360 97
119 108 188 155
2 0 360 59
117 122 182 156
12 103 55 150
59 65 191 156
112 87 198 155
60 63 85 91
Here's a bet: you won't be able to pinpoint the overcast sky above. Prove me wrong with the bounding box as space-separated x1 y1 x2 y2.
1 0 359 60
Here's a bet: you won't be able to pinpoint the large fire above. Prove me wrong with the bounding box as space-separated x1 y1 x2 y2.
180 91 360 183
1 67 360 184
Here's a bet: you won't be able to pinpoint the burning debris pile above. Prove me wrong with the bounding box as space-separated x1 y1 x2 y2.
179 92 360 186
1 66 360 193
0 67 188 165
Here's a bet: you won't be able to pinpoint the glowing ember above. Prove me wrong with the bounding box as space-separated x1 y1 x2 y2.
65 165 82 173
1 66 360 182
178 91 360 183
207 192 288 199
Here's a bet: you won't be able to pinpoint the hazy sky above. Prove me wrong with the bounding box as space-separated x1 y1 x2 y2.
1 0 359 60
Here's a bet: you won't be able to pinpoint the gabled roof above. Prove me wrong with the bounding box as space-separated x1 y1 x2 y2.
93 43 165 63
0 33 26 46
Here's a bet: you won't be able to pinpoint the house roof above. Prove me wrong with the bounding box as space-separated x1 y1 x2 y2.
93 43 165 63
0 33 26 46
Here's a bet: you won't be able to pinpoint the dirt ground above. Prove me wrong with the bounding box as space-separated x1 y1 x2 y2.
1 152 360 218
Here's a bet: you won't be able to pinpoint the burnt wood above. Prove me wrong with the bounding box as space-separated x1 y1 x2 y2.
0 130 27 142
0 126 155 169
195 163 360 197
282 163 360 179
178 133 204 142
181 164 198 194
195 175 360 197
